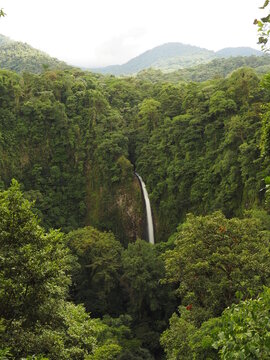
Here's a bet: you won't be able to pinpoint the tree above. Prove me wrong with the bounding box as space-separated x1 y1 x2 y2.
160 310 196 360
0 180 74 329
121 239 174 355
160 308 221 360
121 240 165 319
163 212 270 325
138 98 161 132
161 212 270 359
0 181 124 359
66 226 124 316
161 287 270 359
214 287 270 359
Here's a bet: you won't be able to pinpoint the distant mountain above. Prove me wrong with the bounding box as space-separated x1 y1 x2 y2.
91 43 265 75
216 47 263 58
91 43 216 75
136 55 270 83
0 36 265 77
0 34 70 73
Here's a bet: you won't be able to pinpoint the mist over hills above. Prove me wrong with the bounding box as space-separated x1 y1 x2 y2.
0 34 266 78
91 42 264 75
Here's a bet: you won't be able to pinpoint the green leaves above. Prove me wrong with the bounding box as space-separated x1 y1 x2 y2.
161 211 270 358
0 182 72 353
163 212 270 324
255 1 270 51
260 0 270 9
0 182 138 359
215 287 270 359
66 226 123 315
121 239 164 315
0 8 5 17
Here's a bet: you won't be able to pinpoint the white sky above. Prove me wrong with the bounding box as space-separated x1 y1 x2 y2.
0 0 266 67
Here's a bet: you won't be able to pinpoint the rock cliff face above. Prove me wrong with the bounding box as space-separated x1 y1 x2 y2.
115 177 145 244
85 159 145 246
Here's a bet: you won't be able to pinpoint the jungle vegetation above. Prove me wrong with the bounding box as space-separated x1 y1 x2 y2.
1 54 270 359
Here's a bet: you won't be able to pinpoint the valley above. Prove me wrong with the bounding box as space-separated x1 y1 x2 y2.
0 24 270 359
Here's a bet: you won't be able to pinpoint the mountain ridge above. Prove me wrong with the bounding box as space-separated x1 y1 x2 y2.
91 42 264 75
0 35 265 76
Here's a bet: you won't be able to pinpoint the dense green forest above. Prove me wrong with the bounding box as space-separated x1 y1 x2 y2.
1 58 270 359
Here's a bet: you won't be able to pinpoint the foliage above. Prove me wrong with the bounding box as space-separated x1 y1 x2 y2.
0 65 267 242
0 68 140 242
160 308 221 360
86 344 122 360
255 0 270 51
0 348 12 360
160 310 197 360
0 180 74 328
121 239 175 355
163 212 270 324
1 46 270 358
135 68 265 241
214 287 270 359
0 181 125 359
265 176 270 210
66 226 124 316
122 239 164 318
161 211 270 359
137 56 270 83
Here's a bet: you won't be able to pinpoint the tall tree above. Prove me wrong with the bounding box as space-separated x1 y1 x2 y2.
66 226 124 316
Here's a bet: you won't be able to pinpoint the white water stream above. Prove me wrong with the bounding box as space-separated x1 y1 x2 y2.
135 172 155 244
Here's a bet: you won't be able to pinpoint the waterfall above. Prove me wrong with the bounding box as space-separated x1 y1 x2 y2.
135 172 155 244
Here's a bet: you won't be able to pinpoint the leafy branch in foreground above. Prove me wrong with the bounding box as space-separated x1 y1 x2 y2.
254 1 270 51
214 287 270 359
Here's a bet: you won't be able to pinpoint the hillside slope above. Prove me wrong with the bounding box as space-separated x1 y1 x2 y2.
91 42 264 75
91 42 216 75
0 34 70 73
216 46 263 58
136 55 270 83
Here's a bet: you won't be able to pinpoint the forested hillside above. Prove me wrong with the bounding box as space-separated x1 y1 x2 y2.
91 43 216 74
1 62 270 359
0 34 70 73
0 34 268 82
136 55 270 83
91 42 264 75
1 67 269 240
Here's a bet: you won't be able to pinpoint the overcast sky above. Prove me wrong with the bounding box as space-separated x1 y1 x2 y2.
0 0 266 67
